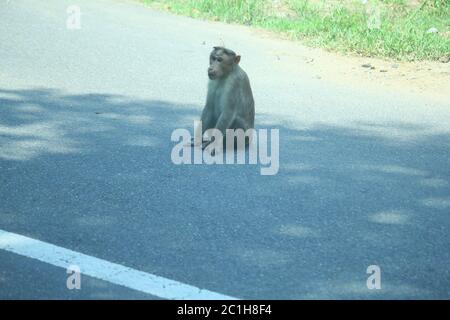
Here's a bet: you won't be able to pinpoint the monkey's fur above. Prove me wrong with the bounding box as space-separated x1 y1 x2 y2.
194 47 255 149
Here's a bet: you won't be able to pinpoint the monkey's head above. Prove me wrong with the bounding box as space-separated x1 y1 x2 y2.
208 47 241 80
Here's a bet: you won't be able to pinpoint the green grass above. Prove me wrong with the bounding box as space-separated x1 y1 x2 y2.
141 0 450 61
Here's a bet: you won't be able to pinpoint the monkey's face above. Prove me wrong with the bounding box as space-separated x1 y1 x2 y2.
208 48 240 80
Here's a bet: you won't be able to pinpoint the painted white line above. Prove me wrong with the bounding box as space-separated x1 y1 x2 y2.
0 229 238 300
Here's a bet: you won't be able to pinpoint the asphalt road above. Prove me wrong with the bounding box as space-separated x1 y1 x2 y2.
0 0 449 299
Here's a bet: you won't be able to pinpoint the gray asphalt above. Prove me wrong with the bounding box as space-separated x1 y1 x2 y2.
1 0 450 299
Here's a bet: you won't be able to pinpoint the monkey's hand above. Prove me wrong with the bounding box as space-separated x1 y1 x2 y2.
201 140 212 149
186 137 202 147
202 140 220 156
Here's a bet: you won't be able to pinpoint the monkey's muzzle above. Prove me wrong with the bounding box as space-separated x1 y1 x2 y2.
208 69 216 80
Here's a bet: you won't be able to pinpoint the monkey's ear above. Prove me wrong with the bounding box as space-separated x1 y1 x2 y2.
235 55 241 64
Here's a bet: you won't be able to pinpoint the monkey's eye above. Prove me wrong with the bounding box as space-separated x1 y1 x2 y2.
217 58 223 62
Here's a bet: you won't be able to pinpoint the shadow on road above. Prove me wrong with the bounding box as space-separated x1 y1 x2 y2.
0 87 449 299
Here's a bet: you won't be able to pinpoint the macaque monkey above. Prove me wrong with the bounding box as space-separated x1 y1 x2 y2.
193 47 255 150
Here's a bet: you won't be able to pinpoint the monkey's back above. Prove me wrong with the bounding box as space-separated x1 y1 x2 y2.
234 65 255 129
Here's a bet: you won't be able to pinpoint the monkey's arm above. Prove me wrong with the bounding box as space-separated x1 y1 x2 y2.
199 87 217 132
214 85 238 135
199 98 236 150
214 104 236 135
200 105 215 133
192 95 215 146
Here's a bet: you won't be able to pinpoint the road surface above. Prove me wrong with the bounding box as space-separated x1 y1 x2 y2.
0 0 449 299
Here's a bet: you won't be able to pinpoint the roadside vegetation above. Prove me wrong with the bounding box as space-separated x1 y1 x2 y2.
141 0 450 61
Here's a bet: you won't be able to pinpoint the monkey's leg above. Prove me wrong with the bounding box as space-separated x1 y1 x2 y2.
224 117 253 148
214 109 236 135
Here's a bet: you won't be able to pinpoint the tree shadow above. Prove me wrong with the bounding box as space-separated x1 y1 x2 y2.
0 87 449 299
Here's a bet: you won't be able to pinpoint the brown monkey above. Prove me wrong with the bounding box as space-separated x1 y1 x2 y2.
193 47 255 149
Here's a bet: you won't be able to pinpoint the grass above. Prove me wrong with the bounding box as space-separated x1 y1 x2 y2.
140 0 450 61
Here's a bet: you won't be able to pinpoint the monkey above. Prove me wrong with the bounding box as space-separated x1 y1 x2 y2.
193 46 255 151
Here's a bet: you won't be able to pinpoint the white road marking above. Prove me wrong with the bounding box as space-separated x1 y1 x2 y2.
0 229 237 300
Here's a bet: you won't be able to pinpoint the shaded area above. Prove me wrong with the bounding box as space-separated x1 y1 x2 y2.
0 88 449 299
0 250 156 300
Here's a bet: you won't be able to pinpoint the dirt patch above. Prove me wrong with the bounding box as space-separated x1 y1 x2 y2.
308 51 450 102
256 28 450 103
